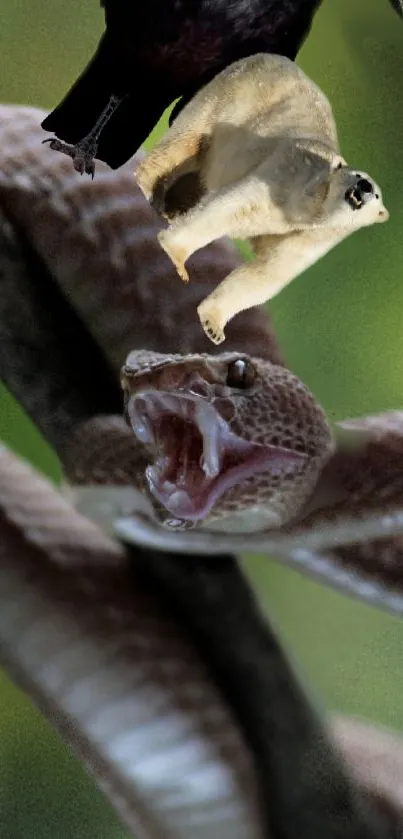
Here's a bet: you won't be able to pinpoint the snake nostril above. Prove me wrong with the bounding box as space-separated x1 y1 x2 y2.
186 373 211 399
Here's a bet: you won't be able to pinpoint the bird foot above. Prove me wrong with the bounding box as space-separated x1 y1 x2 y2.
42 137 97 178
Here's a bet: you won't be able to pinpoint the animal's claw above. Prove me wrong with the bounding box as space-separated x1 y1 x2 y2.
42 137 96 178
198 312 225 345
157 231 189 282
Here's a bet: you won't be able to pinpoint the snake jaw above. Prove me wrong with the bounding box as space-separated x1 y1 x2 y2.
126 389 307 525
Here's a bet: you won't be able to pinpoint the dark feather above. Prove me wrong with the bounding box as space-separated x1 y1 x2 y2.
41 0 327 170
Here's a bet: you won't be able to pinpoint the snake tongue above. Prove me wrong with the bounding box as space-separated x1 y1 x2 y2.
127 391 306 524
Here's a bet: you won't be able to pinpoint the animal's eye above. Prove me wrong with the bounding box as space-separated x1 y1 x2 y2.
226 358 256 389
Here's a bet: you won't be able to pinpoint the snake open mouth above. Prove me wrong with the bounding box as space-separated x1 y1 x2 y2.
126 390 306 523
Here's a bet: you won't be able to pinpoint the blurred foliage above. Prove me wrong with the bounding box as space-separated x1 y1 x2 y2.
1 0 403 836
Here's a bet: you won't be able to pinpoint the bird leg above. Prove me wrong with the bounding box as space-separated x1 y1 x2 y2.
42 93 126 178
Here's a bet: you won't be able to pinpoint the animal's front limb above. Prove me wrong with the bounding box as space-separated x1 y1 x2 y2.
198 227 349 344
135 132 205 209
157 173 307 283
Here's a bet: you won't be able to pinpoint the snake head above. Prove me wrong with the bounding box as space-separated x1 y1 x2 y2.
121 350 332 533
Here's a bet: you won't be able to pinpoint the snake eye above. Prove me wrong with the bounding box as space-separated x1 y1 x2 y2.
226 358 256 389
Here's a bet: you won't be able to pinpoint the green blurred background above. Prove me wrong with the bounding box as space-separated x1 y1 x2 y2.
1 0 403 836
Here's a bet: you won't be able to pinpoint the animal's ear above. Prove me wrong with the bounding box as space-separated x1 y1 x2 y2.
302 154 347 204
267 144 335 221
302 155 332 203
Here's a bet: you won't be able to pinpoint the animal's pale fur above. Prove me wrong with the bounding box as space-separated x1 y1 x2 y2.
135 54 388 344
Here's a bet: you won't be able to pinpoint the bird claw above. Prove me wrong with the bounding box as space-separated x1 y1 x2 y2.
42 137 96 178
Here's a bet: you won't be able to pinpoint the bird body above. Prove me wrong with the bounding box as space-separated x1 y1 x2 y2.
41 0 324 171
41 0 403 175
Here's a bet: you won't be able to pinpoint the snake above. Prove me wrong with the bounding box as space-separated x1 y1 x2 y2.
1 105 403 838
1 105 403 612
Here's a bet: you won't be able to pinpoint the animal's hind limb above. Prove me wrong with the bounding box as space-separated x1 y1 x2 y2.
156 171 312 283
197 227 348 344
135 132 207 213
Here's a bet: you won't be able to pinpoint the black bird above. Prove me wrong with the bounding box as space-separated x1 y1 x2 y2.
42 0 403 177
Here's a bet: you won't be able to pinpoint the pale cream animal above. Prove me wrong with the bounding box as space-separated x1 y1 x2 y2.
135 53 388 345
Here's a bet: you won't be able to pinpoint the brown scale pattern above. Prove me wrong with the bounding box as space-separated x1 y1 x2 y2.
0 446 262 839
3 105 403 603
313 414 403 590
2 102 403 839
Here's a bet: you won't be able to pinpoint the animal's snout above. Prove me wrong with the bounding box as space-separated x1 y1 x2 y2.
345 177 375 210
